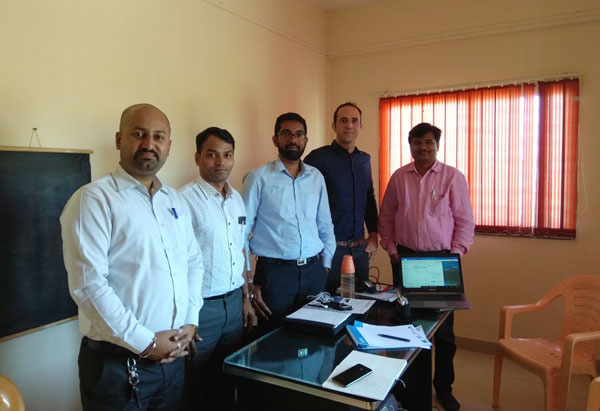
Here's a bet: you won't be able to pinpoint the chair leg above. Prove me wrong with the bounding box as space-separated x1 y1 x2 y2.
544 371 559 411
492 351 503 408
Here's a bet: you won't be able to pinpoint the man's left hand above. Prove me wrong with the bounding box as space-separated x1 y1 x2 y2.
243 298 258 329
176 324 201 359
365 233 379 262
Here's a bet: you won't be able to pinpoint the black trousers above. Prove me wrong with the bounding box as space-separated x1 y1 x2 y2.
391 244 456 394
78 337 184 411
254 255 327 332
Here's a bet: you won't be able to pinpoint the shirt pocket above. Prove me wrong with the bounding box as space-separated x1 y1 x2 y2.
428 191 450 217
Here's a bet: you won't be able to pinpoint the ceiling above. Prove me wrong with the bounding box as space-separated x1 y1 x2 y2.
305 0 376 10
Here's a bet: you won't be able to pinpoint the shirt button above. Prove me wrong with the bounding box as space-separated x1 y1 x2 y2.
233 262 235 265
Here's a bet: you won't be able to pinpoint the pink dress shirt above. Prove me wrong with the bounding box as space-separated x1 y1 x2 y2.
379 160 475 255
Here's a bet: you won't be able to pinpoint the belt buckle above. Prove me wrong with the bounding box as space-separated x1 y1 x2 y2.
296 258 307 266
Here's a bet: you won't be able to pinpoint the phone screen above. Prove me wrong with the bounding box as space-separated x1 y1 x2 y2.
332 363 373 387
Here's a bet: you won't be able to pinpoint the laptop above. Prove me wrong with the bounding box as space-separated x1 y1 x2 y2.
399 253 471 309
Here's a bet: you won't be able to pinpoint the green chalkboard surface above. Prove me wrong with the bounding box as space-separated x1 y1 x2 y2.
0 147 91 339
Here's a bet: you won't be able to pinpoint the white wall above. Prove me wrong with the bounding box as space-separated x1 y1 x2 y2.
0 1 328 409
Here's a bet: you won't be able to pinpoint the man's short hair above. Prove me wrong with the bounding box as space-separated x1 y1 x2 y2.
408 123 442 144
274 113 307 135
333 102 362 123
196 127 235 153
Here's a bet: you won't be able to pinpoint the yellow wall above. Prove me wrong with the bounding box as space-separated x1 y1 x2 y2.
0 1 327 409
327 0 600 343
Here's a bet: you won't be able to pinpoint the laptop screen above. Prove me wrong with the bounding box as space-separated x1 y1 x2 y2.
400 254 464 292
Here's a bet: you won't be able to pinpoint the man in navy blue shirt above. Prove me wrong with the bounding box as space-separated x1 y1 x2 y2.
304 102 378 293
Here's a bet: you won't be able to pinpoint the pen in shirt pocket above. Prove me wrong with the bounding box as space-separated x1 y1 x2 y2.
171 207 179 219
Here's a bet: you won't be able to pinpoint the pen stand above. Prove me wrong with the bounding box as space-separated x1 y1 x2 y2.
395 302 412 325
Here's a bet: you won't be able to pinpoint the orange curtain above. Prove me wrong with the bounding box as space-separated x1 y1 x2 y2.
536 79 579 237
379 79 579 238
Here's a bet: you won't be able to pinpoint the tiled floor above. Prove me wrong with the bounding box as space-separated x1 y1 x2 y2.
430 348 590 411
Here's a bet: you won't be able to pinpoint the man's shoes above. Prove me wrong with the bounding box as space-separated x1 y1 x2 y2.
436 390 460 411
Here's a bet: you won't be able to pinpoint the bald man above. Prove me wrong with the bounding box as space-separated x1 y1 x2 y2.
61 104 204 410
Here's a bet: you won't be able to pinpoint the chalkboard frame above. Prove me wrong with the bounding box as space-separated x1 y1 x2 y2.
0 146 92 341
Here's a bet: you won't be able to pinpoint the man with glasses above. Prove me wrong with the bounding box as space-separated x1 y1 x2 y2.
242 112 336 331
305 102 378 294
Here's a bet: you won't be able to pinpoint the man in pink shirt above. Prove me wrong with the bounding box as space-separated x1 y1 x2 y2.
379 122 474 411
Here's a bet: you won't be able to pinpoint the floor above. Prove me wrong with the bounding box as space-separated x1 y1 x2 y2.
430 348 590 411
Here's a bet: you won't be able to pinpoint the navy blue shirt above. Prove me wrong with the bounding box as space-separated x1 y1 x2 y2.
304 140 378 241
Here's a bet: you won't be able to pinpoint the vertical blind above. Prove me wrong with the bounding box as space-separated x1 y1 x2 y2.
379 79 579 238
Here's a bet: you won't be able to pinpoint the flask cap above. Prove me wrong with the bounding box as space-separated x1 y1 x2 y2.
341 255 355 273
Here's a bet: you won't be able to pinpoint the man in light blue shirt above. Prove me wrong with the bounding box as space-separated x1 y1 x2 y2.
242 112 336 330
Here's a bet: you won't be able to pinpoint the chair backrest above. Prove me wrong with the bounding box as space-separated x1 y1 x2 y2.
553 275 600 339
0 375 25 411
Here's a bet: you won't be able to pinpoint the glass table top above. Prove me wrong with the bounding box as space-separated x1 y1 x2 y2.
224 304 446 389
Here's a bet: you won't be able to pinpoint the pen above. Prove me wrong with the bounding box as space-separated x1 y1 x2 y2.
378 334 410 342
171 207 178 219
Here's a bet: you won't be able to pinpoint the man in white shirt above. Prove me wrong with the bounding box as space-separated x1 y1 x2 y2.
179 127 256 411
61 104 204 410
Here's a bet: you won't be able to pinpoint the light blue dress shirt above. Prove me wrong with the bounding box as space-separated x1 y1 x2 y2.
242 157 336 269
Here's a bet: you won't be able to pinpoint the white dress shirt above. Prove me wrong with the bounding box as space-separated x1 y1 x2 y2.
179 176 246 298
60 166 204 354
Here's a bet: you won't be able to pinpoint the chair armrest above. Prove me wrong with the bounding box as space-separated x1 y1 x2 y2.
557 331 600 410
498 298 557 339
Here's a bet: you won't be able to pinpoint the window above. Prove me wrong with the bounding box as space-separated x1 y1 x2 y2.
379 78 579 238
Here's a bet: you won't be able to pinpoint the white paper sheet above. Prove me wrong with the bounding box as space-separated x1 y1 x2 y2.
322 350 407 401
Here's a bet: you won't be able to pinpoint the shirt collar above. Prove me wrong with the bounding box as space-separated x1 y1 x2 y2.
112 165 166 196
331 139 359 155
273 156 306 177
194 175 232 199
407 160 441 175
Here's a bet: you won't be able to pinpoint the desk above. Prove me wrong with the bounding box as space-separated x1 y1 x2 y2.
224 303 449 410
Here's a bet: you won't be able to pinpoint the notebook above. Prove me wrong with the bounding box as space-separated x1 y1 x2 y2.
398 253 471 309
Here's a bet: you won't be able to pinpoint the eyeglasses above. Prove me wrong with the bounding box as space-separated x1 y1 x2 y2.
277 130 307 139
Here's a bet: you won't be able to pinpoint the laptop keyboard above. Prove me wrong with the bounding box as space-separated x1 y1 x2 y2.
408 294 464 301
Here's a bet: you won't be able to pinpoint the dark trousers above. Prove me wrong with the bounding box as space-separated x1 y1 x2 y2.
182 287 242 411
254 256 327 332
78 337 184 411
326 243 370 294
391 244 456 394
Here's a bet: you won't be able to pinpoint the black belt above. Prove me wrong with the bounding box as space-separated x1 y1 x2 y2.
83 336 139 358
396 244 450 254
257 254 320 266
205 287 240 301
336 239 365 248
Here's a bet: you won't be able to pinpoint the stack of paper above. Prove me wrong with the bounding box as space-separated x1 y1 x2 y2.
322 350 407 401
286 306 352 328
346 321 432 350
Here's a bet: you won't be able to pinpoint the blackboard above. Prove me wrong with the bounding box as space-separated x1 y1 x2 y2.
0 147 92 339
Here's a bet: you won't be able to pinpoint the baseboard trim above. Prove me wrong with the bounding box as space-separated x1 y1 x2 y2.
456 336 497 355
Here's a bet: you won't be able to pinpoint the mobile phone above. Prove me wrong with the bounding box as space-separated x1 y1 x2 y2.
332 363 373 387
